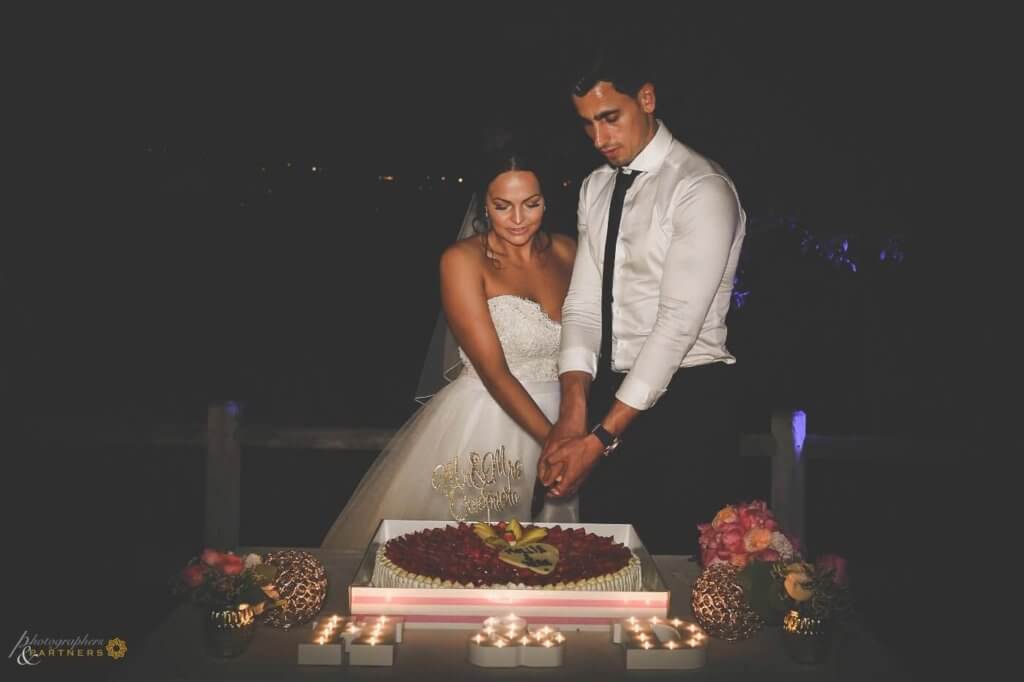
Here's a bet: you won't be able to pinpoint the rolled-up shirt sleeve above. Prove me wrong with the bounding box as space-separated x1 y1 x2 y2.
616 174 740 410
559 178 603 378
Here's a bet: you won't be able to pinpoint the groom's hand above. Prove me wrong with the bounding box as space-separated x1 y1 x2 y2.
539 413 586 487
543 435 604 498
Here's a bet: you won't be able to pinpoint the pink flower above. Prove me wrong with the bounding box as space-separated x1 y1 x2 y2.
201 548 226 567
220 554 244 576
721 527 745 553
815 554 849 588
182 564 206 588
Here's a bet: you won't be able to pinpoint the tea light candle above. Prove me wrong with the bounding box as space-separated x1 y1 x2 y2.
620 617 708 670
374 615 404 643
501 613 527 630
519 628 565 668
467 619 565 668
467 632 519 667
614 616 656 643
349 627 396 667
298 614 344 666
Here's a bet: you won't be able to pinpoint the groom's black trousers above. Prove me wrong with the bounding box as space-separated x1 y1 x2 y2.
580 361 739 556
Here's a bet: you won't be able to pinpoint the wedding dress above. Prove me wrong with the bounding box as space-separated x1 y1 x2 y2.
321 295 578 551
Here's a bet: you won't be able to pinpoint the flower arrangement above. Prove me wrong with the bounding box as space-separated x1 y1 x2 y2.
174 548 285 613
697 501 852 624
697 500 798 568
739 553 852 623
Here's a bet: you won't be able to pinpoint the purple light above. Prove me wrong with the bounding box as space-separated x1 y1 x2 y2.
791 410 806 459
225 401 241 417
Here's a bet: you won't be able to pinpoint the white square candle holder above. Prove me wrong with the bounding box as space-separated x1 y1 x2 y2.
468 616 565 668
341 615 404 649
348 616 400 666
300 614 403 666
614 616 707 670
298 613 345 666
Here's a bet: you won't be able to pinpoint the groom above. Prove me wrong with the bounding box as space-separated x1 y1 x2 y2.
539 48 746 554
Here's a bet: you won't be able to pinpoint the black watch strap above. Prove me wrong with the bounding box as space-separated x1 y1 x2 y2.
590 423 621 456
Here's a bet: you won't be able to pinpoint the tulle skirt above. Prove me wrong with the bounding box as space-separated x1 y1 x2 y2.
321 375 578 551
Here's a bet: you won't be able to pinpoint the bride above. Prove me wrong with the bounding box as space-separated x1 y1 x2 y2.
321 147 579 551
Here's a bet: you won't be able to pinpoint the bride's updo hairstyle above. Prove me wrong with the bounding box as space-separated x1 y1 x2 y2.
471 136 553 265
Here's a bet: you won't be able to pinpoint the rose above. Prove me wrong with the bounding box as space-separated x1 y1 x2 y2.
743 527 772 553
201 549 226 567
243 553 263 569
220 554 244 576
182 564 206 588
721 525 745 552
815 553 849 588
711 506 738 528
737 502 766 529
783 563 814 601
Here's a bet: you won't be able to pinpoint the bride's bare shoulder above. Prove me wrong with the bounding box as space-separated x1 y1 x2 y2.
441 235 485 273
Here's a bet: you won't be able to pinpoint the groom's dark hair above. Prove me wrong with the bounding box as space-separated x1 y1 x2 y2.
569 45 654 99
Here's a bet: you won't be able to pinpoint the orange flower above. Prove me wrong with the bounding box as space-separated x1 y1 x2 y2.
783 564 814 602
712 506 738 529
743 527 772 552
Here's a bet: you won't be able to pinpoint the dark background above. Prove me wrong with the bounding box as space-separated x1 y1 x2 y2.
6 3 1012 678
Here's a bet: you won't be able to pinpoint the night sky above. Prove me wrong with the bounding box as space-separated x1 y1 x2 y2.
10 4 1012 431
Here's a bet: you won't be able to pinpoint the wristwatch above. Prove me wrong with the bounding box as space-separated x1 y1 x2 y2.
589 423 622 457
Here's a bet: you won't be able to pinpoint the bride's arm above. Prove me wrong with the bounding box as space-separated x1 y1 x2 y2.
439 243 552 445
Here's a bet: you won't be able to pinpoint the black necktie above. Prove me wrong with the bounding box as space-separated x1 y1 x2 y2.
600 169 639 370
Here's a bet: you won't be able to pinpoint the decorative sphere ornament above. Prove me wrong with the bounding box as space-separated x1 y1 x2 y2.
262 550 328 628
690 563 764 641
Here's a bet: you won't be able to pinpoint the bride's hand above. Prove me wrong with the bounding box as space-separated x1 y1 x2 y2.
538 413 585 486
542 434 604 497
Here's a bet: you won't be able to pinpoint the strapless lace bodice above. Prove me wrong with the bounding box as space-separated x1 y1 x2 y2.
458 295 560 383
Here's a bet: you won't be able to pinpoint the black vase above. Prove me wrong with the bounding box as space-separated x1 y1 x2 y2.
203 603 257 658
781 609 833 664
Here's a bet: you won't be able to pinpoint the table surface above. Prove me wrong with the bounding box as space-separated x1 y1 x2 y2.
110 548 910 681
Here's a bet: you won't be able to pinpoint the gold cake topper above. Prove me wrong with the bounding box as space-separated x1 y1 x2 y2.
431 446 524 521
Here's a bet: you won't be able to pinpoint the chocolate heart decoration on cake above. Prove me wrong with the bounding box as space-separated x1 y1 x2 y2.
498 543 560 574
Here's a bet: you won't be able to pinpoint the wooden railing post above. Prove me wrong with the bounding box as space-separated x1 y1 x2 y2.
205 401 241 549
770 409 806 544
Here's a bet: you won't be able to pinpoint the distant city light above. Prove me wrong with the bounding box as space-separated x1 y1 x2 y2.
440 176 446 182
311 165 318 172
380 175 396 181
457 177 463 183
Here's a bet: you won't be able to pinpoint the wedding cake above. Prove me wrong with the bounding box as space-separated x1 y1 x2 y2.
371 521 642 591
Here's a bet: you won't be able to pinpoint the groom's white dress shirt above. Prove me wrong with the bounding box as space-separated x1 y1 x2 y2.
559 121 746 411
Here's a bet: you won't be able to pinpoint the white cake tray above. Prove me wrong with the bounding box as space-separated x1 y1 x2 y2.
348 520 670 629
